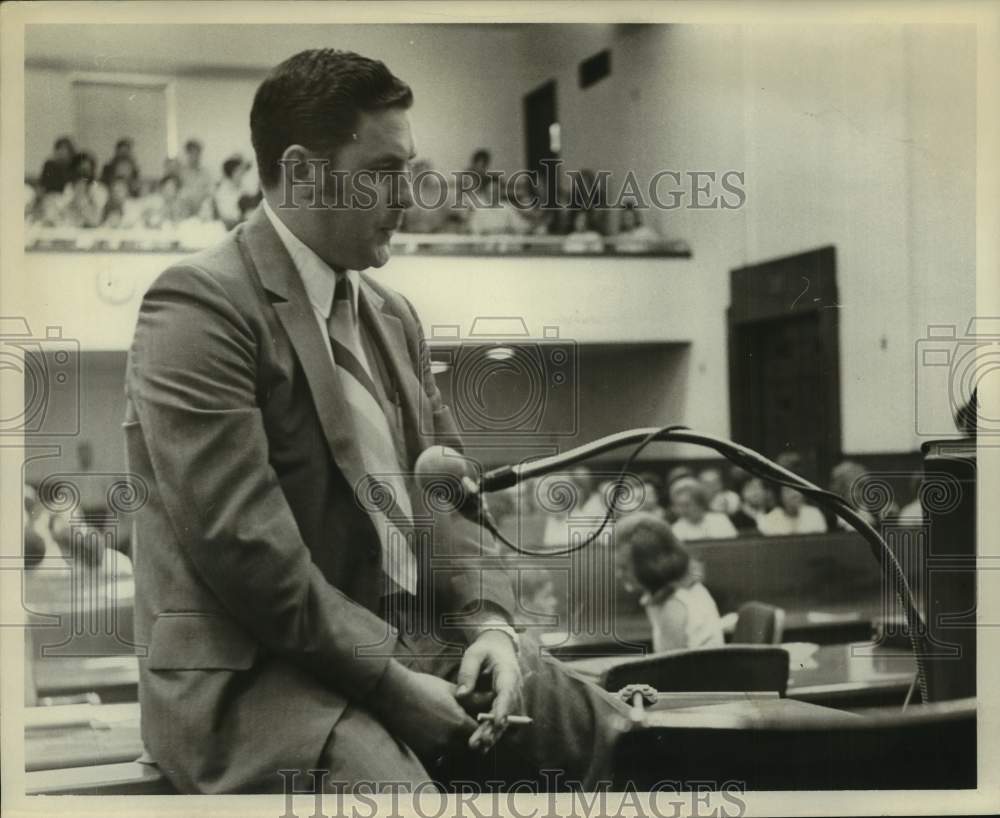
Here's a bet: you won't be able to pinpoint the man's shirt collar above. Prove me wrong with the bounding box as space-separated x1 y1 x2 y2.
262 198 360 318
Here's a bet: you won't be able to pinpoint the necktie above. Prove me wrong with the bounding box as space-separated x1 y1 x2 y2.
328 274 417 595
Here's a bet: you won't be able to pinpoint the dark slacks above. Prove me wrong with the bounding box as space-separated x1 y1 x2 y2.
315 610 630 792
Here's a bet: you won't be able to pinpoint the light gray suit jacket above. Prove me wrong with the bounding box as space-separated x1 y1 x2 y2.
124 206 515 793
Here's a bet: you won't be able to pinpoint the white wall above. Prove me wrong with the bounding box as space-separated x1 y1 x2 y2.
514 23 977 454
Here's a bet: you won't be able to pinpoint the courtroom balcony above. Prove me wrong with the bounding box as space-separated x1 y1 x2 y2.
23 224 692 258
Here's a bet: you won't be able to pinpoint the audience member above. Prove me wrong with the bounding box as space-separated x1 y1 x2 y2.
541 466 606 548
24 183 37 220
39 136 76 193
666 465 694 488
143 173 189 227
507 175 548 235
634 471 666 517
61 152 108 212
615 512 724 652
101 178 144 228
669 476 738 541
758 486 828 536
466 180 531 237
545 165 578 236
614 203 662 253
571 168 611 234
63 174 102 228
828 459 899 530
32 193 65 227
178 138 215 216
99 138 142 196
465 148 493 196
728 475 773 533
238 191 264 222
403 162 452 233
699 467 740 515
562 210 605 253
214 155 251 228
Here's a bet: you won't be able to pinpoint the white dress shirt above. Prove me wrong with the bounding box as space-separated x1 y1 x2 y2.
262 198 368 371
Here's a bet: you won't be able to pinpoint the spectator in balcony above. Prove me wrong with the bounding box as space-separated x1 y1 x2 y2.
39 136 77 194
699 467 740 515
60 152 108 211
238 191 264 223
562 210 604 254
466 148 493 197
466 177 534 239
758 486 828 536
24 183 38 220
403 163 452 233
214 155 252 229
545 165 577 236
101 178 144 228
615 511 724 652
33 193 65 227
508 174 548 236
178 139 215 216
669 477 738 541
614 204 662 254
143 173 189 228
100 138 142 196
64 173 103 228
572 169 610 235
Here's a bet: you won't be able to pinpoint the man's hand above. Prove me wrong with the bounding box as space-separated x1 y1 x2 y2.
369 660 477 762
454 629 522 753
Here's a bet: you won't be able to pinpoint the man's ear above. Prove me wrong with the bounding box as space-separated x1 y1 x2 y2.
280 144 314 183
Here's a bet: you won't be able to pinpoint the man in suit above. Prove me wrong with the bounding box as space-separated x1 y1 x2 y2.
125 48 626 795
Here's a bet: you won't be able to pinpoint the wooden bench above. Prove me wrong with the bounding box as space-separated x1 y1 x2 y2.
24 701 176 794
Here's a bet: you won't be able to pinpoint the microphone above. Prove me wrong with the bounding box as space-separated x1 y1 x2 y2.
414 445 483 519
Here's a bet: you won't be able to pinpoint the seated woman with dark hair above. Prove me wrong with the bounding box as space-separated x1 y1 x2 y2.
615 512 724 652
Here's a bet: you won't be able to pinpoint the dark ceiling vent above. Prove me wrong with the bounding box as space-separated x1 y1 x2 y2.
579 49 611 89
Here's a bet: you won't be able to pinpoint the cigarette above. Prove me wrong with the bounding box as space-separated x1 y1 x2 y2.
477 713 533 725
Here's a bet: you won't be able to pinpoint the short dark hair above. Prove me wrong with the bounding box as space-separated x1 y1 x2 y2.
184 139 202 153
115 138 133 151
54 136 75 153
69 151 96 182
250 48 413 189
222 157 245 179
615 512 691 595
472 149 491 164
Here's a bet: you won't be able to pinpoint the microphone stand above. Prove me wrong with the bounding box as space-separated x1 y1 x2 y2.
476 426 930 703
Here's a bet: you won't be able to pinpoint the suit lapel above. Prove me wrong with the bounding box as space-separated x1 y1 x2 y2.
239 206 369 495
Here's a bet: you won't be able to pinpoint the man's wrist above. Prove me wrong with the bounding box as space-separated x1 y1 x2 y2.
475 620 520 654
